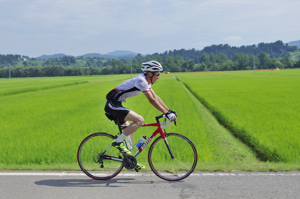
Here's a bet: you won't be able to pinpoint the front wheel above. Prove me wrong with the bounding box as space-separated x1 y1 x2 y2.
77 132 123 180
148 133 198 181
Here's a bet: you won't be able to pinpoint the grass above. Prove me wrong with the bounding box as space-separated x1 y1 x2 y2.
0 77 88 96
0 73 299 171
177 70 300 164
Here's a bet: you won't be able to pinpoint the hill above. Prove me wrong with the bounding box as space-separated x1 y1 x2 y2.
36 53 70 59
105 50 138 58
79 53 103 58
37 50 138 60
288 40 300 48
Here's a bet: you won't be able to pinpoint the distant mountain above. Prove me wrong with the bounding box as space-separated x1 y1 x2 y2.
36 53 69 59
288 40 300 48
36 50 138 59
105 50 138 58
79 53 104 58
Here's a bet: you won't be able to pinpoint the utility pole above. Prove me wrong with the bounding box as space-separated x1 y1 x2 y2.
253 56 256 75
9 64 11 81
131 59 132 78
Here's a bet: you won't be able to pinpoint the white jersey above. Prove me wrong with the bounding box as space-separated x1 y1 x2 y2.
106 74 151 102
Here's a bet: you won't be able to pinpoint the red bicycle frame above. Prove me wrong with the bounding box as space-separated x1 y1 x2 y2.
133 118 168 157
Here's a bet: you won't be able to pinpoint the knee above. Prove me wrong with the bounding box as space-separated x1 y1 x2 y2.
135 116 144 126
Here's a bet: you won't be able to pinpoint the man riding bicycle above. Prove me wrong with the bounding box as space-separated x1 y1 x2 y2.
104 60 177 170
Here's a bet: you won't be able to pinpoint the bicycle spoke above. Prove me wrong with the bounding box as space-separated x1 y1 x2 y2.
77 133 123 180
155 144 191 170
148 133 197 181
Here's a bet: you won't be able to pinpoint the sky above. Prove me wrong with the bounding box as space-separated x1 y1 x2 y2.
0 0 299 58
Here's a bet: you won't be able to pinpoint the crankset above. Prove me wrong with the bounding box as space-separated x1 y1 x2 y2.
122 154 137 170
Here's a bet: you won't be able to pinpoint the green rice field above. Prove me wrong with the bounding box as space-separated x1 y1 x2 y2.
177 70 300 163
0 77 88 96
0 70 299 171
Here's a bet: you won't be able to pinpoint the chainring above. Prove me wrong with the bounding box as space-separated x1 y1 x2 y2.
122 155 137 170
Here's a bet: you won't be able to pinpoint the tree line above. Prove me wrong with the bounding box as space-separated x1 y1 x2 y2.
141 40 298 64
0 40 299 78
1 52 300 78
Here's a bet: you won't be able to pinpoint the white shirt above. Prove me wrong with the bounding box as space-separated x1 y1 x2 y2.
113 74 151 102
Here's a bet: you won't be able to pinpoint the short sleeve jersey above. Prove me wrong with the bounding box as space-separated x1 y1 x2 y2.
107 74 151 102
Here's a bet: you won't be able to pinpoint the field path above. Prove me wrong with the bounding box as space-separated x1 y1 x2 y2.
1 171 299 199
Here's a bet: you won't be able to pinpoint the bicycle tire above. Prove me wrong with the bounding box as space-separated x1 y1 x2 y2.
77 132 123 180
148 133 197 181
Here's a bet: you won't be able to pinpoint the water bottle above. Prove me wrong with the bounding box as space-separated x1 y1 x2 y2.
124 136 132 150
135 136 146 149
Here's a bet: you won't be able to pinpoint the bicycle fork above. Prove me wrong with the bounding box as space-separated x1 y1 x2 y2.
162 129 175 159
163 138 175 159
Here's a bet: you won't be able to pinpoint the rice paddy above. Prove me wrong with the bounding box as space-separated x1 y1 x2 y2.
0 70 299 171
177 70 300 163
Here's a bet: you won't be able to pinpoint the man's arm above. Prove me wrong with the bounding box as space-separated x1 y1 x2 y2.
150 89 169 111
143 89 169 114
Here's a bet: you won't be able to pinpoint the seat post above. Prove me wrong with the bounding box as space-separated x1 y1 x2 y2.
116 119 123 135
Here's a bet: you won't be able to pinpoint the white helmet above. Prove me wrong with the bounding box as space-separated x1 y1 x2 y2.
141 60 163 72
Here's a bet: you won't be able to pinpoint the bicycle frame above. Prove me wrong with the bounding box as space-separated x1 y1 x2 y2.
134 121 166 156
102 116 174 162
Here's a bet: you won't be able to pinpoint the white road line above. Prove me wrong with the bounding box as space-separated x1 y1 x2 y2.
0 172 299 177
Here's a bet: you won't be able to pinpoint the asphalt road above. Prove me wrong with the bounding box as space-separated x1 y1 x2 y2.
0 171 299 199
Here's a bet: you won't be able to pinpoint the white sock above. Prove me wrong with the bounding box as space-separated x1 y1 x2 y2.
115 133 125 143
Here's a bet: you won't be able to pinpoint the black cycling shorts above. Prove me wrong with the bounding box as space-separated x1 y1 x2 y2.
104 100 130 124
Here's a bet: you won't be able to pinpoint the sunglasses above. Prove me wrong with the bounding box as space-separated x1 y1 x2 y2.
154 72 161 76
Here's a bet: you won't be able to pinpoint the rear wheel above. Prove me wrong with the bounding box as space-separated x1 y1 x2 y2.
148 133 197 181
77 133 123 180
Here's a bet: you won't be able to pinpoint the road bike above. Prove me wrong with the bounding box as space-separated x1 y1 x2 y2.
77 114 198 181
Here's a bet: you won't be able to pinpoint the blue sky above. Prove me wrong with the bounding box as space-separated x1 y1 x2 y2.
1 0 299 57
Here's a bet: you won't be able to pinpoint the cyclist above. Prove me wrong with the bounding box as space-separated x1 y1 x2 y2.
104 60 177 170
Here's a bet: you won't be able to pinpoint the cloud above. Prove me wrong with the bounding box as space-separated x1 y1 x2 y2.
223 36 242 41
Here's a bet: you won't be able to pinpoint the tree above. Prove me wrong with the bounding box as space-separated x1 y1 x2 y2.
209 53 216 65
173 56 185 71
258 51 271 69
294 60 300 68
216 53 227 63
0 67 8 78
281 55 292 68
164 56 175 72
101 66 113 75
199 63 208 71
274 61 284 69
232 53 250 70
200 53 209 65
211 63 220 71
182 59 195 71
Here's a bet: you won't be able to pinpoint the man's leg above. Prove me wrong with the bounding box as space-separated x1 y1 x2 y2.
123 111 145 170
114 110 143 141
113 111 145 169
112 111 144 154
122 111 144 136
